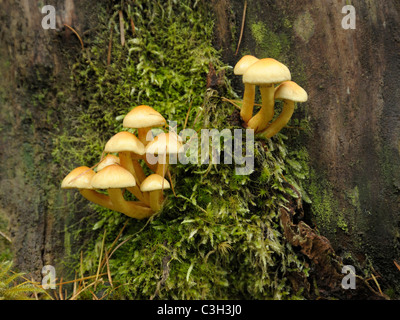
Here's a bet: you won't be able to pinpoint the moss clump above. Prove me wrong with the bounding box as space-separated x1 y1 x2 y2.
250 21 290 60
53 0 311 300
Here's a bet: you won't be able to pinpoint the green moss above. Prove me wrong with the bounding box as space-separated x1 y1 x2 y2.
250 21 290 60
48 0 315 300
306 171 339 234
0 208 11 262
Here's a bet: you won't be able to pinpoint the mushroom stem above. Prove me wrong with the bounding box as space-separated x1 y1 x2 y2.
247 84 275 132
107 188 154 219
259 100 295 139
148 190 162 212
119 151 146 203
143 157 158 172
79 189 116 211
156 155 169 178
240 83 256 123
126 186 148 204
131 156 146 184
138 127 153 146
119 152 139 183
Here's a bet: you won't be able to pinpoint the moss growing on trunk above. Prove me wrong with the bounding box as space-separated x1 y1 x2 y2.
51 0 313 299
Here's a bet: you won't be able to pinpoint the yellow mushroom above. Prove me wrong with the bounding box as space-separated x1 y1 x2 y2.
96 154 120 172
233 55 259 123
259 80 308 139
145 132 183 178
90 164 153 219
140 174 170 212
104 131 147 203
61 166 115 211
243 58 291 133
122 105 166 146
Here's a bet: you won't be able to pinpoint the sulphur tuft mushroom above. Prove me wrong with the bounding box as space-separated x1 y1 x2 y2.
90 164 153 219
145 132 183 178
243 58 291 133
96 154 120 172
259 80 308 139
140 174 170 212
233 55 259 123
61 166 115 211
123 105 166 146
104 131 147 203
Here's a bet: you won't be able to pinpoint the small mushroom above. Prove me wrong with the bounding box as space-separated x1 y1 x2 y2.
140 174 170 212
259 80 308 139
243 58 291 132
233 55 259 123
104 131 147 203
145 132 183 178
123 105 166 146
96 154 120 172
90 164 153 219
61 166 115 211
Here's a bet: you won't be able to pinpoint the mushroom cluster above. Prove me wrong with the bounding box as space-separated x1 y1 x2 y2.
61 105 183 219
234 55 308 138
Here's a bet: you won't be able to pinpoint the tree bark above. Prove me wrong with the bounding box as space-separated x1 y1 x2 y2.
0 0 105 280
212 0 400 295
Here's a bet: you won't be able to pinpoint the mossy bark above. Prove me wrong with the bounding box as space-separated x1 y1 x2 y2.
1 0 399 300
212 0 400 296
0 0 108 280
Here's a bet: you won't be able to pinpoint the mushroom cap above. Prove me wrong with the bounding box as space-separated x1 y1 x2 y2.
140 174 171 192
233 55 259 76
91 164 136 189
61 166 95 189
242 58 291 85
274 81 308 102
97 154 120 172
123 105 166 129
104 131 145 155
145 132 183 155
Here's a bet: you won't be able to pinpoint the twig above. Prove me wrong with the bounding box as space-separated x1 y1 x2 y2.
105 247 113 288
235 0 247 56
73 272 77 296
371 273 383 296
107 218 152 261
80 250 86 288
59 277 63 300
89 289 99 300
221 97 242 110
167 169 176 197
0 230 11 243
31 277 39 300
57 274 108 287
94 230 107 291
108 28 113 66
64 24 84 50
394 260 400 272
98 220 129 272
70 280 99 300
119 10 125 47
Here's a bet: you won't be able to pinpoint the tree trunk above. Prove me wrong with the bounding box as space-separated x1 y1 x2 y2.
1 0 399 298
212 0 400 294
0 0 105 280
